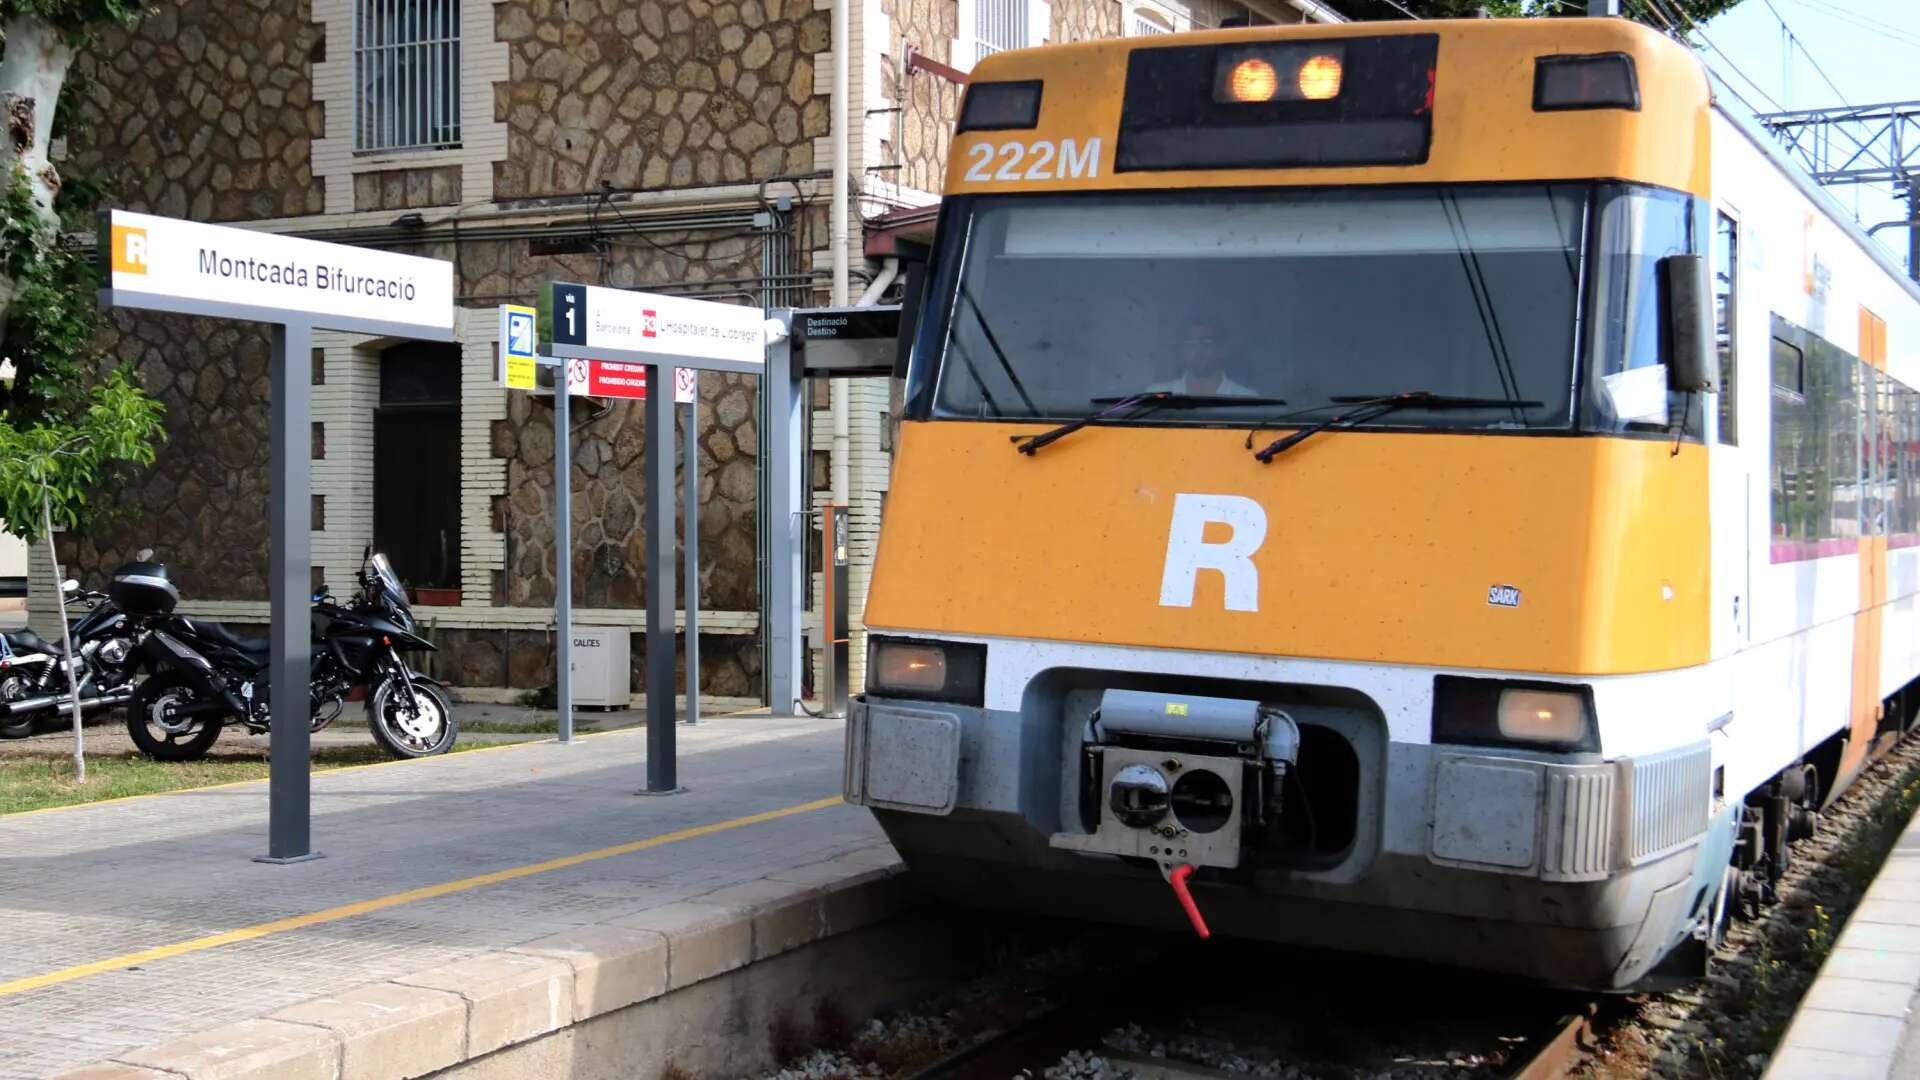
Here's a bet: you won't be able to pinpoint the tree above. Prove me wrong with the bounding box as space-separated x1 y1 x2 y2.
1333 0 1743 28
0 2 161 781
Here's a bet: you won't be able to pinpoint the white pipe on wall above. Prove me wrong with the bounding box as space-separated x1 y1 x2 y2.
830 0 852 505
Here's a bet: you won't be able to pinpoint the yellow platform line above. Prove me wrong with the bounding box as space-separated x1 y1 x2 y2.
0 794 843 998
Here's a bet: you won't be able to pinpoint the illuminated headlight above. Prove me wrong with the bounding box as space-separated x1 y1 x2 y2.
866 637 987 705
1432 676 1596 752
1495 688 1588 744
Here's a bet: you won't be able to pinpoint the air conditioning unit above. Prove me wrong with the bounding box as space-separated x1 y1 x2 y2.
570 626 631 707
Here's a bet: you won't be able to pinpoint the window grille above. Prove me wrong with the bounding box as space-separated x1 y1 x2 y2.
1131 10 1174 34
356 0 461 152
973 0 1029 64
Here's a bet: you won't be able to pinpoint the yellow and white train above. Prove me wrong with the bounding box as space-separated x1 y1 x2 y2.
842 16 1920 988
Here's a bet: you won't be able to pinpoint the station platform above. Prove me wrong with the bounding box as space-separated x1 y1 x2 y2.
0 713 926 1080
1767 805 1920 1080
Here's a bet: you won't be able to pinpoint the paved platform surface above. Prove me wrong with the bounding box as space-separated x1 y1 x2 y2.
1768 806 1920 1079
0 713 884 1079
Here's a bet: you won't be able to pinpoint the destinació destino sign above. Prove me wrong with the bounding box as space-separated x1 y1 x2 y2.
100 208 455 337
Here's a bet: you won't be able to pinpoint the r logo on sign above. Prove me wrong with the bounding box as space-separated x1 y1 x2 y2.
641 309 659 338
112 225 149 275
1159 493 1266 613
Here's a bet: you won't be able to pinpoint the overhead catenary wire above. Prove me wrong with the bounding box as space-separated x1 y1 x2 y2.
1760 0 1856 108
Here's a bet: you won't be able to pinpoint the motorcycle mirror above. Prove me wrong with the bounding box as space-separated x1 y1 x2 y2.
134 548 155 561
61 578 80 593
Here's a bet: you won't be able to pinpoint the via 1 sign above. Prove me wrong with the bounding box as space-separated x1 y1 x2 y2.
538 282 764 374
100 209 454 336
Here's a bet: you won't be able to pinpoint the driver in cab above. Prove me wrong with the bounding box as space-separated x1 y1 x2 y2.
1148 319 1257 397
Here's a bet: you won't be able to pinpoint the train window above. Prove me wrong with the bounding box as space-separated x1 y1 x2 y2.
1769 314 1874 558
930 184 1586 430
1583 185 1700 437
1714 211 1738 446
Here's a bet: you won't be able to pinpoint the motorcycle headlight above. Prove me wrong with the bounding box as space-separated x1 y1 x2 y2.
867 637 987 705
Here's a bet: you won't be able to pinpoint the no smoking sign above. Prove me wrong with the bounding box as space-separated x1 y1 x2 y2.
673 366 697 404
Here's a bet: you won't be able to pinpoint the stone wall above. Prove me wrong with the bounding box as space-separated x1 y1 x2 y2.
470 227 766 618
56 313 274 602
65 0 325 221
353 166 464 212
493 0 830 198
884 0 1124 196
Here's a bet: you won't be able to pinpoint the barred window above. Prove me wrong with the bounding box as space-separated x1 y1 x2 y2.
1130 7 1174 35
356 0 461 153
972 0 1029 64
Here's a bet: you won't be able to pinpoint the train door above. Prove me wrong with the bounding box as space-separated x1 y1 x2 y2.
1709 207 1750 659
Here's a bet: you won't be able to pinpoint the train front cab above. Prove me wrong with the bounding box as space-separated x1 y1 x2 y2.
844 18 1920 991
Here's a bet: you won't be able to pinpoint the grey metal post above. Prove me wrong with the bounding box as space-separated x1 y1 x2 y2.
642 363 681 792
1909 190 1919 285
554 373 573 744
1586 0 1619 13
765 320 805 715
683 395 699 727
259 320 319 864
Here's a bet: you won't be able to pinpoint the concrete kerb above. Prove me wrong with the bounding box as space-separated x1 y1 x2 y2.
1765 805 1920 1080
50 851 915 1080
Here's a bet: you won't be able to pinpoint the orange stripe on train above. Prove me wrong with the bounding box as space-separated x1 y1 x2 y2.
867 423 1710 676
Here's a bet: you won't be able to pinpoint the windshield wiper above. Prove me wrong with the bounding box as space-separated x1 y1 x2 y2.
1013 391 1287 456
1251 391 1542 463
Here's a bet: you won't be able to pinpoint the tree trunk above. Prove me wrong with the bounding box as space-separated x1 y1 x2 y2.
41 488 85 783
0 14 73 341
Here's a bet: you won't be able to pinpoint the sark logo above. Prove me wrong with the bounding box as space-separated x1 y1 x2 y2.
641 309 659 337
1487 584 1522 608
1159 493 1266 613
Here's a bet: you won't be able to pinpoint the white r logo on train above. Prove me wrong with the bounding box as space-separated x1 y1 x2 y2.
1158 493 1267 613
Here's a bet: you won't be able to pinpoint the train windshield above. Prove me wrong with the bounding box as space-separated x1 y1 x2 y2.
929 183 1593 432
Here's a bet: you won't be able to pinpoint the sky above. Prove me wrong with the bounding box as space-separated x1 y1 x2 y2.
1696 0 1918 270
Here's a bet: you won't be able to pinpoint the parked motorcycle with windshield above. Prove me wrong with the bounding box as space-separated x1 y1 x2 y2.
0 580 140 739
123 550 457 761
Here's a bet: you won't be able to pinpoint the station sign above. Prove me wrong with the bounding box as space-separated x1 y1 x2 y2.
792 305 904 378
539 281 764 374
99 209 455 336
498 304 537 390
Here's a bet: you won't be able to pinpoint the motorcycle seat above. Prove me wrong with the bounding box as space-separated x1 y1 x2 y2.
194 621 273 655
4 630 54 655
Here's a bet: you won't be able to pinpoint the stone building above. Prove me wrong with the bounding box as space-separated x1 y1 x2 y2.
30 0 1339 703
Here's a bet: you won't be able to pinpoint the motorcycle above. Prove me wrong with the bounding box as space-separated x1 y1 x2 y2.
0 579 140 739
124 550 458 761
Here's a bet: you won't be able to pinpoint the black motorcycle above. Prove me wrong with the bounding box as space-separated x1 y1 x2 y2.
125 551 457 761
0 579 140 739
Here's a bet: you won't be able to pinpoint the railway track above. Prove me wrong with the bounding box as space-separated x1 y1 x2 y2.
897 941 1600 1080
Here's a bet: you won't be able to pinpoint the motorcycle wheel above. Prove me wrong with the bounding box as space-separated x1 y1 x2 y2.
367 675 457 759
0 674 34 739
127 673 225 761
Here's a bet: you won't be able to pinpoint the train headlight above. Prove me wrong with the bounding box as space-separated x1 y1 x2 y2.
1495 689 1588 745
867 637 987 706
1432 676 1597 752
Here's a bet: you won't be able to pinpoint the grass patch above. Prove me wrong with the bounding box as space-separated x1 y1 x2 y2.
0 742 488 815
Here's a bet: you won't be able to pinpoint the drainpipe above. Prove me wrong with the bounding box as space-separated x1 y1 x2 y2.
857 258 898 307
1285 0 1345 21
830 0 852 505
